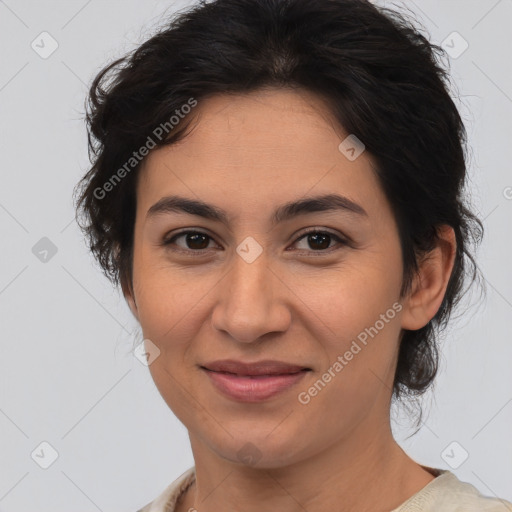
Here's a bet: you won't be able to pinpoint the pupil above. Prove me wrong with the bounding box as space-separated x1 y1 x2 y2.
309 233 330 250
187 233 209 250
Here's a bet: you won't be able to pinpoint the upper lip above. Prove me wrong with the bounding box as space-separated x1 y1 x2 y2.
201 359 311 376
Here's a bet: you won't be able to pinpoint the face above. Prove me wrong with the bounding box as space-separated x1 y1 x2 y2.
126 88 409 468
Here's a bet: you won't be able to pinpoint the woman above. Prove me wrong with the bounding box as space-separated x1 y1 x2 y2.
74 0 512 510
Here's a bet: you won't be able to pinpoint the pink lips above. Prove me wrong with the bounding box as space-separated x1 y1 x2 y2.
201 359 311 402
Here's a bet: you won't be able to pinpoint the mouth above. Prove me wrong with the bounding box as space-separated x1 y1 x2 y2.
200 360 312 402
201 359 312 376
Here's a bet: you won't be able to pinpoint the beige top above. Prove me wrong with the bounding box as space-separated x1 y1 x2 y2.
136 466 512 512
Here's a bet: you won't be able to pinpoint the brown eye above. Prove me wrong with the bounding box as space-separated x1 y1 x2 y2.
164 231 215 251
292 230 347 253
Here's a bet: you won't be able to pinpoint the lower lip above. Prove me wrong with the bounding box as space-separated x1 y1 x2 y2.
203 369 309 402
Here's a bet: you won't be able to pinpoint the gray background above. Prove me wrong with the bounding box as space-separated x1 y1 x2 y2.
0 0 511 510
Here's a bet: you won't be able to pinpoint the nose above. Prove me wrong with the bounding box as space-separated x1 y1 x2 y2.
211 248 291 344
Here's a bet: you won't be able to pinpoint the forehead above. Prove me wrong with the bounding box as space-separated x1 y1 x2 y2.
136 88 386 222
175 88 341 157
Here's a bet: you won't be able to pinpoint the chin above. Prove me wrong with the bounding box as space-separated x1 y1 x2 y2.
205 429 309 470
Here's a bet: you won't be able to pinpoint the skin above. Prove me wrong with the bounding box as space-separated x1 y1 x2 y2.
124 87 456 512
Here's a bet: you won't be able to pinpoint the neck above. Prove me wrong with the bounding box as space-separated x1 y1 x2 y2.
179 418 435 512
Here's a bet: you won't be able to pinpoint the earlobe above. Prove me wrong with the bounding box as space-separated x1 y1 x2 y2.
122 280 139 321
400 225 456 331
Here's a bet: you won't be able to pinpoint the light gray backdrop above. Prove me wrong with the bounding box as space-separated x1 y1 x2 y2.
0 0 511 510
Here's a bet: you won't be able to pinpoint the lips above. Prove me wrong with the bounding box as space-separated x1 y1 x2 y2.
201 359 311 376
200 360 312 402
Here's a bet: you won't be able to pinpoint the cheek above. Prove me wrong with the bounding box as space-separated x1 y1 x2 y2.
294 308 402 445
146 360 212 433
292 256 402 343
131 244 215 338
295 256 403 402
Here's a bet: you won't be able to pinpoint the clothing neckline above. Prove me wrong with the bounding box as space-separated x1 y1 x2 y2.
389 467 455 512
163 465 452 512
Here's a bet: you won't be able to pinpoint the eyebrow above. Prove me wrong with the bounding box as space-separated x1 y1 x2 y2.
146 193 368 224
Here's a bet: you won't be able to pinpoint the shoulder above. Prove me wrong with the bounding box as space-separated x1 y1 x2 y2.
134 467 196 512
392 469 512 512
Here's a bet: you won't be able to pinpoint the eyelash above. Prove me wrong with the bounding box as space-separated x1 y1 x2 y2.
161 228 350 256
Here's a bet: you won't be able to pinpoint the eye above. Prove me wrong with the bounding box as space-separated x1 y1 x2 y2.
161 228 349 255
162 230 219 253
290 228 348 253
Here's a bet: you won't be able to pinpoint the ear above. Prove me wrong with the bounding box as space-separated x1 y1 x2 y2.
121 278 140 322
400 225 457 331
